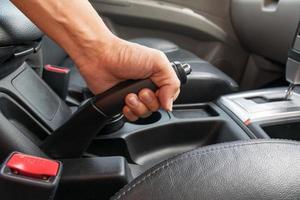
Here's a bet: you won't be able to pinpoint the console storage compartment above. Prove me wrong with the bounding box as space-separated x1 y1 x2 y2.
87 103 250 167
57 157 132 200
262 122 300 141
219 87 300 142
172 104 219 119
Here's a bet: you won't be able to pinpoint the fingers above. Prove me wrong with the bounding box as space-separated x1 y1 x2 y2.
122 106 138 122
156 83 180 111
123 89 160 121
125 93 150 116
151 51 181 111
138 88 160 112
124 93 151 121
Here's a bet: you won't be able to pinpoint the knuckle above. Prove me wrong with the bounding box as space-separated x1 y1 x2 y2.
127 116 137 122
122 106 130 114
139 88 150 95
124 113 130 119
174 78 181 88
137 108 148 116
126 93 136 99
158 51 166 58
141 112 152 118
139 90 155 103
154 50 167 60
151 105 159 112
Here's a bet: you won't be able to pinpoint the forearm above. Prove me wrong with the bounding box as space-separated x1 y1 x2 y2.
11 0 115 67
11 0 179 115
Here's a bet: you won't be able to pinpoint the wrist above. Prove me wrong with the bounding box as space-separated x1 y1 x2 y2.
71 32 120 70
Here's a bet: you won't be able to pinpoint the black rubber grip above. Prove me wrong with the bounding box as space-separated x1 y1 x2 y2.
92 79 157 116
91 62 191 117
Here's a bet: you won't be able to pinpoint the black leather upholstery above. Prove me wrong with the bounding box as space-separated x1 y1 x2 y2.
0 0 43 47
130 38 179 53
176 60 238 103
130 38 202 63
111 140 300 200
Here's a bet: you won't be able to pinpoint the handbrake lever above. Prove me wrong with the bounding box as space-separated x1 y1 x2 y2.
41 62 192 158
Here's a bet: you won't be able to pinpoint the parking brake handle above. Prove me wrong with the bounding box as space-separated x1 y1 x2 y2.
42 61 192 158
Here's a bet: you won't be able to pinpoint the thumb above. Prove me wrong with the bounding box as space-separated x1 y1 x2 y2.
156 84 180 111
150 50 181 111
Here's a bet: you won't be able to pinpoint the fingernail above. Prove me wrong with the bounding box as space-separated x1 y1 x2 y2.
141 92 153 104
128 96 139 107
168 98 173 112
141 112 152 118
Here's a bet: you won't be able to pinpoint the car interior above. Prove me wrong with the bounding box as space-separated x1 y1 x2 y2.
0 0 300 199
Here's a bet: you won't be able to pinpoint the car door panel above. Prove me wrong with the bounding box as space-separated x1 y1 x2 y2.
232 0 300 63
90 0 248 83
90 0 238 46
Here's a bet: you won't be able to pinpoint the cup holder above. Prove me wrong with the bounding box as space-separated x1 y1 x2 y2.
131 112 162 125
262 122 300 141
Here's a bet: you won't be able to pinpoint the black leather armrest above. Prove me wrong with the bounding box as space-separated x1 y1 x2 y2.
0 0 43 47
176 61 238 104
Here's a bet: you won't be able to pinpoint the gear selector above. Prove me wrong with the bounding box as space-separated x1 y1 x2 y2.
220 22 300 126
285 21 300 99
42 62 191 158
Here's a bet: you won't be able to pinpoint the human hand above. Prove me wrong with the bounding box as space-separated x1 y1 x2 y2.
74 36 180 121
11 0 180 121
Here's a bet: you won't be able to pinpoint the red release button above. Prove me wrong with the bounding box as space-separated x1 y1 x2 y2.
44 64 70 74
6 153 59 179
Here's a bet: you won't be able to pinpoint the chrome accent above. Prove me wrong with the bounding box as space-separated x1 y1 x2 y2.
285 83 295 100
286 58 300 85
182 63 192 75
219 87 300 123
285 23 300 95
294 35 300 52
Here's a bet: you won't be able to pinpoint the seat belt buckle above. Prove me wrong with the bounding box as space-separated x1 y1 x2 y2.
0 152 62 200
43 64 70 100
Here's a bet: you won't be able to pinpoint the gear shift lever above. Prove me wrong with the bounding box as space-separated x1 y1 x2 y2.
285 21 300 99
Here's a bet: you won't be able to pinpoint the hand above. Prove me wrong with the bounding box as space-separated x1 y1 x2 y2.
74 36 180 121
11 0 179 121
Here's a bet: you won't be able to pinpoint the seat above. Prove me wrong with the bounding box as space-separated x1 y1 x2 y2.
0 0 43 64
111 139 300 200
0 0 42 47
42 36 238 102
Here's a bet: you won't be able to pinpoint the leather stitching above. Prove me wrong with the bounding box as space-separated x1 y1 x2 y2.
112 140 300 200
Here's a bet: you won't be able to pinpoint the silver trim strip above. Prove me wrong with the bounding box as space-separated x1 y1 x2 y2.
219 88 300 123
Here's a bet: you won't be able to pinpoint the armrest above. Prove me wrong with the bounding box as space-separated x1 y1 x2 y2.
58 157 132 200
0 0 43 47
176 61 239 104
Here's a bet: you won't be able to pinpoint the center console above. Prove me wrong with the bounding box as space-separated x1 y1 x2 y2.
218 22 300 142
0 60 297 200
0 43 298 200
0 54 251 200
219 87 300 141
0 1 299 199
62 83 300 199
0 59 298 200
88 103 249 167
